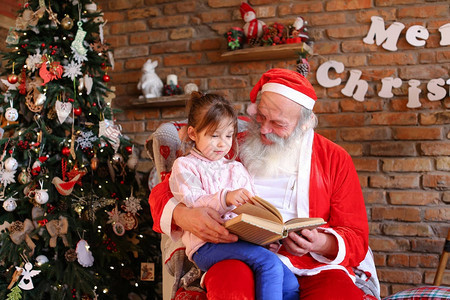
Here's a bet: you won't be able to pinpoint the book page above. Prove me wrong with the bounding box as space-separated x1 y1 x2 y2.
250 196 283 223
284 217 326 232
232 202 281 224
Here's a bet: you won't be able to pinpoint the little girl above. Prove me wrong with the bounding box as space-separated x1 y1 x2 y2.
169 92 299 300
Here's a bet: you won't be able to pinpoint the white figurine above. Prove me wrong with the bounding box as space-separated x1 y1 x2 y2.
137 59 163 98
240 3 265 40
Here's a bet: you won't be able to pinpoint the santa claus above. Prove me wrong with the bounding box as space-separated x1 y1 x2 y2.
149 69 380 300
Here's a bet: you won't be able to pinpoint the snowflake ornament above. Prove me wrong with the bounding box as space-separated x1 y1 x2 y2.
0 169 16 186
76 130 97 149
63 60 82 81
106 205 122 224
1 79 18 91
70 46 88 63
124 195 142 214
26 50 42 72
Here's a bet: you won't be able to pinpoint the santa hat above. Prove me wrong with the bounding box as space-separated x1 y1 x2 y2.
247 68 317 115
240 2 255 19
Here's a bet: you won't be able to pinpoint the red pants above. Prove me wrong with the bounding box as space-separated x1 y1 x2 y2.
203 261 366 300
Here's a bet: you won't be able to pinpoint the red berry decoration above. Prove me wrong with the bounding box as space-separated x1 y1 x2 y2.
62 146 71 156
73 107 82 116
102 74 110 82
7 74 18 84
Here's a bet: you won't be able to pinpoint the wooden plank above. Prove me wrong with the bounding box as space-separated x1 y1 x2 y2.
221 43 312 62
116 94 189 108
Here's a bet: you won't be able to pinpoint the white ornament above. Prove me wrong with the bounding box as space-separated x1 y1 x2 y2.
85 2 98 13
26 50 42 72
83 74 93 95
55 100 72 124
35 189 49 204
35 91 47 106
70 46 88 63
184 83 199 95
76 239 94 267
76 130 97 149
3 197 17 212
99 120 121 151
35 255 49 266
4 157 18 171
1 79 18 91
5 107 18 122
137 59 163 98
124 194 142 214
63 60 83 81
17 262 41 290
0 169 16 186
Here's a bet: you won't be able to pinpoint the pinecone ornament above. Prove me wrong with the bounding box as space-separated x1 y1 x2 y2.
296 58 310 77
65 248 77 262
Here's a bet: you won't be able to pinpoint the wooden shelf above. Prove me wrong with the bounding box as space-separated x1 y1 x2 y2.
116 94 189 108
221 42 312 62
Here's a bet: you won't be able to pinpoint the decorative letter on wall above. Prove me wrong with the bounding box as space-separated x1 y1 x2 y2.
379 77 403 98
362 16 405 51
316 60 345 88
407 80 421 108
341 70 368 102
427 78 446 101
406 25 429 47
438 23 450 46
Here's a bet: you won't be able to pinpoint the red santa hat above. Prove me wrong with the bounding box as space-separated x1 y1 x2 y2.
240 2 255 19
247 68 317 115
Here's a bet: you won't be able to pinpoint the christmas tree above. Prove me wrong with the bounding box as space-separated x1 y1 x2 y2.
0 1 161 299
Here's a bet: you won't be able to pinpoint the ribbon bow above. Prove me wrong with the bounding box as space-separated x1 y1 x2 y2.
46 216 69 247
9 219 36 255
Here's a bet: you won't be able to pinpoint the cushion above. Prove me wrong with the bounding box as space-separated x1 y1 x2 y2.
382 286 450 300
203 260 255 300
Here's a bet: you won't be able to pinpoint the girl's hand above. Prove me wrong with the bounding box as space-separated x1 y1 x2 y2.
226 188 253 206
267 241 282 253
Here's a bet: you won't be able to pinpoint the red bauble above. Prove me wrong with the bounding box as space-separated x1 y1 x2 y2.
7 74 18 84
62 147 71 156
103 74 110 82
73 107 82 116
125 146 133 154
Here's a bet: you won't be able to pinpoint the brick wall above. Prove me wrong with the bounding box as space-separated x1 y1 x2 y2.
0 0 446 297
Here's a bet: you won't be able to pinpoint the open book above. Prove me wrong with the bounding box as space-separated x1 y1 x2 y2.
224 196 326 245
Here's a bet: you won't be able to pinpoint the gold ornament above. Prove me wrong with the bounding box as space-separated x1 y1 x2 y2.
91 155 99 170
61 15 74 30
18 169 32 184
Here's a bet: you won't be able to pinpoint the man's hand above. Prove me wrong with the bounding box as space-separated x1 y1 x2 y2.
173 204 238 244
283 228 338 259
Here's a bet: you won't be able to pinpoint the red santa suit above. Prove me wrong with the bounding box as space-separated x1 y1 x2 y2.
149 68 380 299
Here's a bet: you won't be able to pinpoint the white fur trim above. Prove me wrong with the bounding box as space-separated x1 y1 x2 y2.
161 197 183 241
262 82 315 109
246 102 257 116
310 227 346 265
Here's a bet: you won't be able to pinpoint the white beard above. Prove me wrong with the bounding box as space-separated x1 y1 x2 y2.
240 121 306 178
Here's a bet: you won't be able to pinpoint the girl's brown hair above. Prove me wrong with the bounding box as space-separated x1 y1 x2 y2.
186 91 239 159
